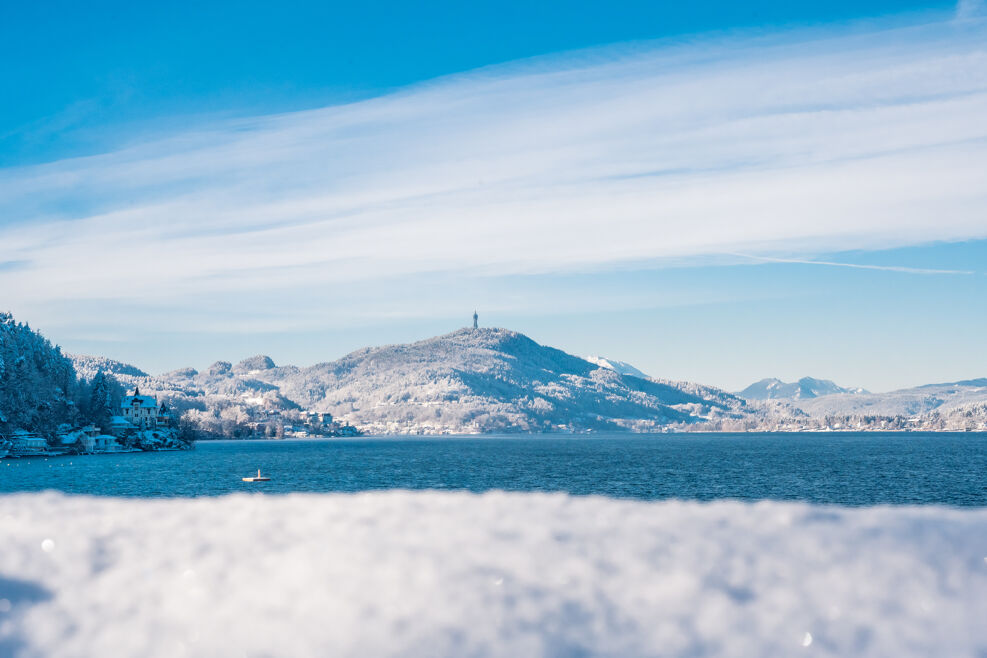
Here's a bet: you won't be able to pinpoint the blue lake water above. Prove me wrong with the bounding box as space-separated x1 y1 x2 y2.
1 433 985 505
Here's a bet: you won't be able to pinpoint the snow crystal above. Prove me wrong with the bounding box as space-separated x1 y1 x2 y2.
0 492 985 657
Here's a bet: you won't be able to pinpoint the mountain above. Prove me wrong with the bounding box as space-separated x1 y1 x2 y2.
66 328 987 435
72 328 748 435
583 356 650 379
736 375 987 427
738 377 867 401
255 328 746 433
792 378 987 419
233 355 277 375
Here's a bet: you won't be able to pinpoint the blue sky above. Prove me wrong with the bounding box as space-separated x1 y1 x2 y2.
0 0 956 165
2 0 986 391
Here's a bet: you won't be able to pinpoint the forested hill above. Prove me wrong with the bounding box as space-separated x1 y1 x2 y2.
75 327 751 435
251 327 748 433
60 324 987 435
0 312 76 437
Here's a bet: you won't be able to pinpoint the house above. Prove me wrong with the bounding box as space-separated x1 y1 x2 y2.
336 424 361 437
54 425 119 454
107 416 134 437
307 412 333 427
93 434 121 453
77 425 103 453
122 386 161 428
158 402 175 422
10 430 49 456
121 386 173 429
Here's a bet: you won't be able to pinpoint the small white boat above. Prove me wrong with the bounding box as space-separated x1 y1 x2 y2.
242 469 270 482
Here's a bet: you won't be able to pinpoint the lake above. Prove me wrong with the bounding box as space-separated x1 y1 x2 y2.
1 432 985 505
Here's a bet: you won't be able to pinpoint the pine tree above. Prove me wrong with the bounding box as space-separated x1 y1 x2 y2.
88 371 114 430
0 311 77 438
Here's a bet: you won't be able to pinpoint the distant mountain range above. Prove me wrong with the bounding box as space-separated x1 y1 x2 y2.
67 327 987 434
735 375 987 422
785 378 987 419
738 377 868 401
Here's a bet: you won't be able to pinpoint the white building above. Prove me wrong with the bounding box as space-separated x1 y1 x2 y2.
121 387 172 429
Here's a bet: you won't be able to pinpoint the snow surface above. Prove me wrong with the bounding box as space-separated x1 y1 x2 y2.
1 492 985 657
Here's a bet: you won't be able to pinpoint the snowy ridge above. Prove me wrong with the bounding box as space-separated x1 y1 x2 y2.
1 491 985 657
738 377 867 401
793 378 987 418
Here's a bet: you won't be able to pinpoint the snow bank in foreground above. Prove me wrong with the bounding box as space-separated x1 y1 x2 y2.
0 493 985 658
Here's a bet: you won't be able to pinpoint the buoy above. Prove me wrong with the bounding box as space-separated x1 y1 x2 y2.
242 469 270 482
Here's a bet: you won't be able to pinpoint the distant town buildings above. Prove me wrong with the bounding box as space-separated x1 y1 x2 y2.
307 411 333 427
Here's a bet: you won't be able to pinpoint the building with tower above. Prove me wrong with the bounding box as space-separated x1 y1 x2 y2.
121 386 173 429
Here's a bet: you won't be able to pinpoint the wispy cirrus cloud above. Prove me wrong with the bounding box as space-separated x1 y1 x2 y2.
732 254 978 276
2 12 987 333
957 0 985 20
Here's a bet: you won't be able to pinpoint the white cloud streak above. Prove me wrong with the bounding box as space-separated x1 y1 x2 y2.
2 14 987 331
732 253 977 275
957 0 985 20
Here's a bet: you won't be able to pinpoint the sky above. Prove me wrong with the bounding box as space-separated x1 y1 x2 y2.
1 0 986 392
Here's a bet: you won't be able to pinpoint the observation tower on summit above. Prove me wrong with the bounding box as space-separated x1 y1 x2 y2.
473 310 478 330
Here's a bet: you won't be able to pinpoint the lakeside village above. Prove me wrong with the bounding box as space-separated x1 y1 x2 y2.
0 387 190 459
0 385 361 460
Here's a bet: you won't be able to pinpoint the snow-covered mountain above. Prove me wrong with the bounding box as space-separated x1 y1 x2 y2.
72 328 748 434
583 356 650 379
792 378 987 418
738 377 867 401
68 329 987 434
253 328 746 433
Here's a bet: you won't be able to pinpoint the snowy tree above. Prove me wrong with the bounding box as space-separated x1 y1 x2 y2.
0 312 77 440
86 371 115 430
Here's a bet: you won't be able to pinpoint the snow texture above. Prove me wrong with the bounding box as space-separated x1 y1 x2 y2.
0 492 985 658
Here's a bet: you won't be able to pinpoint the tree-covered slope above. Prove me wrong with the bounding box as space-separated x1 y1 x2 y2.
0 312 77 438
